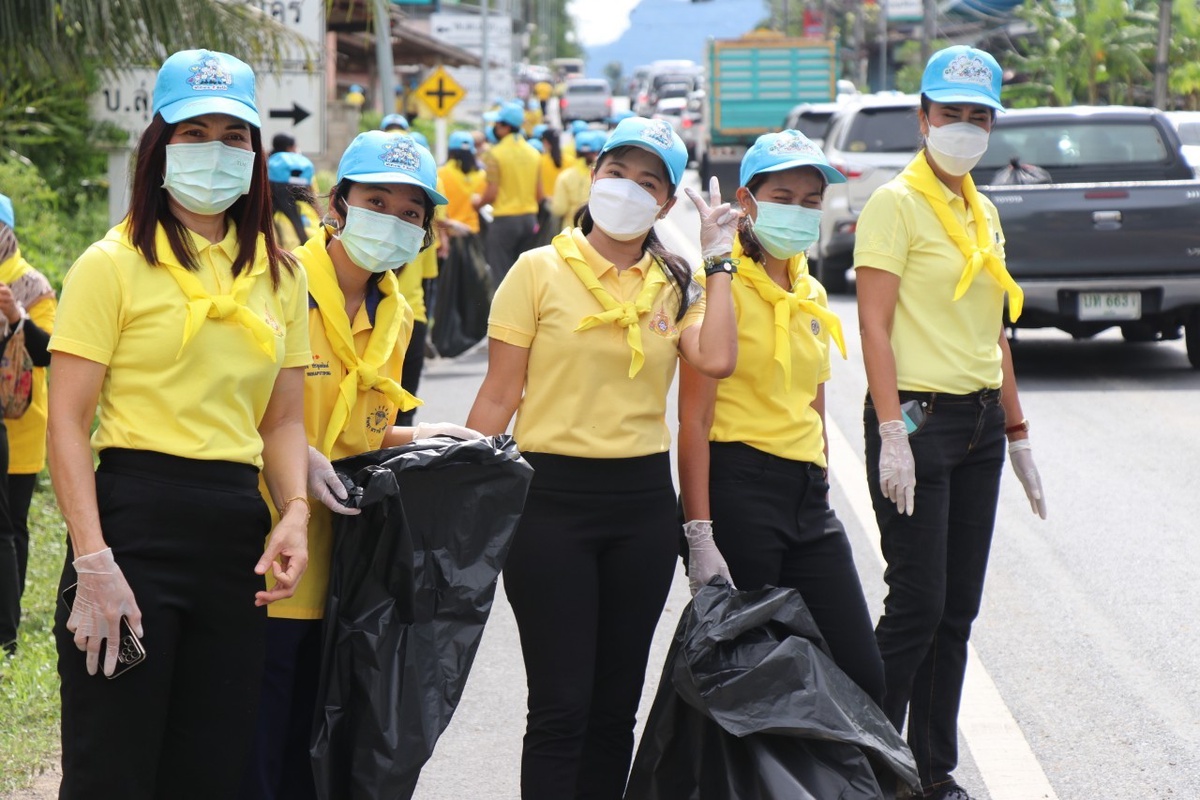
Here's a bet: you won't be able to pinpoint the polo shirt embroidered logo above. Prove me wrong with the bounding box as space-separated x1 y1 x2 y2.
648 308 678 338
380 138 421 173
640 121 675 150
366 405 391 436
811 318 821 335
943 54 993 87
769 132 823 159
187 54 234 92
262 309 284 336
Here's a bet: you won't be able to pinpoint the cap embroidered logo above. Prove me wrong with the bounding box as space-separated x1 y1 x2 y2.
380 138 421 174
640 120 675 150
942 54 993 88
187 53 234 93
769 131 823 158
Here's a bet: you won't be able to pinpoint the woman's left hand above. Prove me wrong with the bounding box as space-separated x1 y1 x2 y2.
1008 439 1047 519
254 511 309 606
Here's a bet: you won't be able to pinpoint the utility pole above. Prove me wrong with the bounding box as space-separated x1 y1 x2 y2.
921 0 935 64
878 0 888 91
374 0 395 115
1154 0 1174 109
854 0 866 88
481 0 490 110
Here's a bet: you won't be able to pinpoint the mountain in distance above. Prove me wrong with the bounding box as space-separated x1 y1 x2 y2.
583 0 768 81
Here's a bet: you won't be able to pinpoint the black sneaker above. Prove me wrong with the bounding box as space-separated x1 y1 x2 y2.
929 786 973 800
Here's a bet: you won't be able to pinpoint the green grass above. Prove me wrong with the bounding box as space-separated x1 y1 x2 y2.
0 474 67 793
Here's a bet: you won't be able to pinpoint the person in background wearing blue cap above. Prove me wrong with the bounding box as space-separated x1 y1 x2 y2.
241 131 480 800
0 193 56 657
268 151 321 251
854 45 1046 800
550 129 605 224
46 49 311 798
533 125 573 247
677 130 889 706
480 101 543 285
466 116 738 799
438 130 488 251
607 109 636 131
381 113 410 133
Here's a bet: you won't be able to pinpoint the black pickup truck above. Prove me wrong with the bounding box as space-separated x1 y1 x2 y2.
970 106 1200 367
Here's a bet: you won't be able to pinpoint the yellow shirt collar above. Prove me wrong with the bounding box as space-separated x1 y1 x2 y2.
570 227 653 278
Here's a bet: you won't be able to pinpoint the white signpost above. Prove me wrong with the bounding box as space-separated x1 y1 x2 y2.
91 0 327 223
430 11 514 118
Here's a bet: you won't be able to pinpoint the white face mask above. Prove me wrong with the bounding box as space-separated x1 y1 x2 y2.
588 178 664 242
337 205 425 273
925 122 991 177
163 141 255 216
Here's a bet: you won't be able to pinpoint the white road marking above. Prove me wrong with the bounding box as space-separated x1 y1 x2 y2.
825 417 1059 800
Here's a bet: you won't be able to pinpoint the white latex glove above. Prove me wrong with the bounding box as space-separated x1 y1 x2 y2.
683 520 734 596
1008 439 1047 519
412 422 486 441
68 548 143 677
684 176 741 260
307 445 360 516
878 420 916 516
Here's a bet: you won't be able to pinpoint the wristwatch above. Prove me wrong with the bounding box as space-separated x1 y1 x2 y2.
1004 418 1030 435
703 256 738 277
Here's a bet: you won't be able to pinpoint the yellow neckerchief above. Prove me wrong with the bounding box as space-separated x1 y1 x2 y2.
115 220 278 359
733 237 846 391
554 229 669 378
899 152 1024 320
0 249 31 285
297 228 421 457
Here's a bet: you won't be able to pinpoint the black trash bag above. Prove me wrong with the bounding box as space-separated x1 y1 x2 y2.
430 234 493 359
991 156 1052 185
625 584 920 800
310 436 533 800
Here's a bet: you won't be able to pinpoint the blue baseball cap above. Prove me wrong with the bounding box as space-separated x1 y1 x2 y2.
600 116 688 185
608 110 636 126
381 113 409 131
448 130 476 153
739 130 846 188
485 124 498 145
570 119 590 136
575 130 607 155
531 124 549 140
407 131 430 150
153 49 260 127
0 194 13 229
268 152 314 185
921 45 1005 112
485 102 525 130
529 139 544 154
336 131 448 205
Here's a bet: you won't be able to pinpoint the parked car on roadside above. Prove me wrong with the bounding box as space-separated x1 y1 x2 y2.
652 97 700 161
782 101 841 148
560 78 613 124
1165 110 1200 175
813 93 922 293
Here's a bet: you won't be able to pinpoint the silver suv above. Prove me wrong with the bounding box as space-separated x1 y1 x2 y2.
560 79 613 124
814 93 922 293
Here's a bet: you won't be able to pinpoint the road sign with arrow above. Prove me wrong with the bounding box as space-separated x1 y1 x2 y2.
417 67 466 118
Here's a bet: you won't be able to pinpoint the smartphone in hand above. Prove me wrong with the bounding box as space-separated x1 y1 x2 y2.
60 583 146 679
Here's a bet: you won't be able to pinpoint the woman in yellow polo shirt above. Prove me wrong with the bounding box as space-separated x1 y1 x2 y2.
550 129 605 226
854 47 1046 800
677 131 885 705
268 150 321 251
47 50 311 799
242 131 475 800
467 117 738 799
0 193 56 656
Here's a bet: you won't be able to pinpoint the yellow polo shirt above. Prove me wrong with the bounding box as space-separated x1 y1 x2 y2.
854 169 1007 393
397 244 438 325
483 133 541 217
488 227 705 458
273 200 322 252
539 149 575 198
438 161 487 233
49 221 310 466
551 160 592 221
705 238 832 466
268 234 413 619
1 255 56 475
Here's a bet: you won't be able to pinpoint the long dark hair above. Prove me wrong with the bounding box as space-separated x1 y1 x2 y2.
127 114 293 289
271 182 309 246
543 128 563 169
449 148 477 175
573 147 696 322
736 174 769 265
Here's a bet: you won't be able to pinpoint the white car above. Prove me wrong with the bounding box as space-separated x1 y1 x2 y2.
1165 111 1200 175
652 97 700 162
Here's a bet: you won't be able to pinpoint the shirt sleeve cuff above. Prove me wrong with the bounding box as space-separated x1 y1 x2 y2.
487 324 534 348
852 251 906 276
47 337 113 366
282 349 312 369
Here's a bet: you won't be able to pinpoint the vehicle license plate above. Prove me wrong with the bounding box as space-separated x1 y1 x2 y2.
1078 291 1141 321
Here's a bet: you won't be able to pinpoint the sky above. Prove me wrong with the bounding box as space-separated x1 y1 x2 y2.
567 0 643 48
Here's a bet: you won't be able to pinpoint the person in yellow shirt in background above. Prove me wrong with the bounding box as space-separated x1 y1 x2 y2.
0 194 55 656
48 50 311 797
855 46 1046 800
439 130 488 237
467 117 738 799
241 130 481 800
481 101 542 285
532 125 574 247
534 79 554 115
678 129 886 702
550 129 605 225
268 151 321 251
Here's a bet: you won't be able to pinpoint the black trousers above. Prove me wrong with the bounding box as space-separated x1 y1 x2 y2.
0 423 18 654
485 213 537 286
9 472 36 597
707 441 885 705
240 617 322 800
55 449 271 800
395 319 427 427
503 452 678 800
864 390 1006 796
